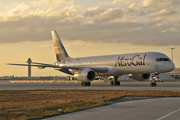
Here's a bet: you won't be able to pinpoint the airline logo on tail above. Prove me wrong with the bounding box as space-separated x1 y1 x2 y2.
51 30 69 61
115 54 147 67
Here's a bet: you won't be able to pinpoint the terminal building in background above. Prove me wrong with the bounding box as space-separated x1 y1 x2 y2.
0 68 180 81
167 68 180 79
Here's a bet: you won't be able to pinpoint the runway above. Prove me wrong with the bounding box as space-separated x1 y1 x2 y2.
0 81 180 91
43 97 180 120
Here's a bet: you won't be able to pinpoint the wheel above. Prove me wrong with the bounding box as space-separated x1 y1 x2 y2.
110 81 114 86
153 83 157 87
87 82 91 86
114 81 120 86
150 82 153 87
117 81 120 86
85 82 87 86
81 82 84 86
114 81 117 86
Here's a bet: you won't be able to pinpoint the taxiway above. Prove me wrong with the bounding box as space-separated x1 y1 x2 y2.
0 81 180 91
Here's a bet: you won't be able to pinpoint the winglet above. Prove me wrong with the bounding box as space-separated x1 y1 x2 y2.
51 30 69 61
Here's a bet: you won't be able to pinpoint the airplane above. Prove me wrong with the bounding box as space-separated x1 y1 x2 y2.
8 30 175 87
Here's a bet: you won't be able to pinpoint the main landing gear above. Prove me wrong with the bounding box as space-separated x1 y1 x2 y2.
110 76 120 86
81 82 91 86
150 82 157 87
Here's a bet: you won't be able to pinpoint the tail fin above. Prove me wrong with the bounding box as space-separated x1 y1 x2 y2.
51 30 69 61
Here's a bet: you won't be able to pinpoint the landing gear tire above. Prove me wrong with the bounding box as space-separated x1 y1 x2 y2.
150 82 157 87
117 81 120 86
114 81 120 86
81 82 91 86
81 82 85 86
110 76 120 86
110 81 114 86
87 82 91 86
110 80 120 86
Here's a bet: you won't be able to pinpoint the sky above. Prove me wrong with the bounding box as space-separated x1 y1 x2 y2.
0 0 180 76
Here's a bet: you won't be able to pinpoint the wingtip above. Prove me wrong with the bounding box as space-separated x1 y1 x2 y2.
51 30 57 33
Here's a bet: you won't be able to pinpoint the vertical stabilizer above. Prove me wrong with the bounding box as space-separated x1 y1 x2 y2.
51 30 69 61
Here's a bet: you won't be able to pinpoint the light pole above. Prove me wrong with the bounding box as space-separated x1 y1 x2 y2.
171 48 175 62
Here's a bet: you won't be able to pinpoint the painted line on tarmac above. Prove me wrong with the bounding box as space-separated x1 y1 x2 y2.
156 108 180 120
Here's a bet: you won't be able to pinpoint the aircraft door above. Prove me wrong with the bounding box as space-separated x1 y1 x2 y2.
146 55 151 66
66 58 81 65
75 58 81 65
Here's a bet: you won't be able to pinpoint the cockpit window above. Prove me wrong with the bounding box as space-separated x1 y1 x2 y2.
156 58 170 62
156 58 162 62
162 58 169 61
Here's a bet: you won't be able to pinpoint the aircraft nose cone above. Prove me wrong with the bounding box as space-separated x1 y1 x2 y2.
166 62 175 72
172 62 175 70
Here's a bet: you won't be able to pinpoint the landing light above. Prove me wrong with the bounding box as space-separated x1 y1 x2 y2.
59 64 64 67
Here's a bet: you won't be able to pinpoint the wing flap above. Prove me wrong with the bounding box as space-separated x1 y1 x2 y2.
60 66 108 73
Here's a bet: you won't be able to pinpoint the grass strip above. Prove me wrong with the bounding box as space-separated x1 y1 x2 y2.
0 90 180 120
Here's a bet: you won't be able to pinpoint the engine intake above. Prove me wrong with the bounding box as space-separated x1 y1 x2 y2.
74 69 96 82
129 74 150 81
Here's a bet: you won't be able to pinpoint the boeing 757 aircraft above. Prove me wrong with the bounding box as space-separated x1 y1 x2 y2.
8 30 175 87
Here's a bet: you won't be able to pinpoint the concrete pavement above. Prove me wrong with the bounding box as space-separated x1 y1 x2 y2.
43 97 180 120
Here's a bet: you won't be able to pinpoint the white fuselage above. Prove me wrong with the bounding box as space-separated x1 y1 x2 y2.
56 52 175 76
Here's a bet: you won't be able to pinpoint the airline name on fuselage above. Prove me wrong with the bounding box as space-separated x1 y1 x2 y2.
115 54 147 67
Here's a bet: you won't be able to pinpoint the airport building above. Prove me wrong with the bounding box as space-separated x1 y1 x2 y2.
0 68 179 81
167 68 180 79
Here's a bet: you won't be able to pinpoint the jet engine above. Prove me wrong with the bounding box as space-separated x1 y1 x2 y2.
74 69 96 82
129 74 150 81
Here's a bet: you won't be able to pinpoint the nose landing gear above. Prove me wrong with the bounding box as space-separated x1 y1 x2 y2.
150 82 157 87
150 72 159 87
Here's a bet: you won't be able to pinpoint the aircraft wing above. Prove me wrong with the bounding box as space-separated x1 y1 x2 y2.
59 66 108 73
7 63 59 68
7 63 108 73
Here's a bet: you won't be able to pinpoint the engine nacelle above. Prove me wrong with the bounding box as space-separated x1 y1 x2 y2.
129 74 150 81
74 69 96 82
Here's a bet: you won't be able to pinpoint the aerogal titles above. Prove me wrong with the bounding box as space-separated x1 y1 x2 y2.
115 54 147 67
